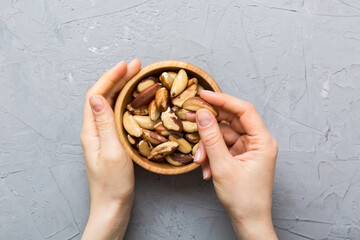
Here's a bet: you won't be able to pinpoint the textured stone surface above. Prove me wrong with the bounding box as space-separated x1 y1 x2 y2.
1 0 360 239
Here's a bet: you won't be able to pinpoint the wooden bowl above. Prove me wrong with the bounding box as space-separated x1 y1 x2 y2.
114 60 221 175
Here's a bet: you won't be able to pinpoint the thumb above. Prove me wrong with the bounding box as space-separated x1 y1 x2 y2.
89 95 121 152
196 109 232 169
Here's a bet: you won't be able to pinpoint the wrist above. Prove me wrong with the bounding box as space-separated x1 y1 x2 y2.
82 193 134 240
231 215 277 240
90 191 134 213
89 192 134 225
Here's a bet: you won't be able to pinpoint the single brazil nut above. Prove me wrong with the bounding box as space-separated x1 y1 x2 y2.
137 76 158 92
168 134 192 154
172 84 198 107
132 90 140 98
170 69 188 98
172 106 181 112
161 107 183 132
187 77 198 87
155 87 170 112
148 141 179 161
197 84 204 95
185 132 200 144
148 99 160 121
133 115 159 130
126 103 149 116
141 129 168 146
182 97 218 117
138 140 153 158
192 142 199 156
171 131 184 138
127 134 140 148
166 153 193 166
177 108 194 120
154 122 171 137
123 111 142 137
182 121 198 133
131 83 162 108
159 72 177 90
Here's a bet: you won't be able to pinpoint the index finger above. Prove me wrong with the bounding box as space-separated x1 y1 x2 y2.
87 61 128 97
200 91 268 136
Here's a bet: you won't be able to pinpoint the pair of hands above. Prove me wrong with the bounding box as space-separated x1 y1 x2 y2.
80 59 278 239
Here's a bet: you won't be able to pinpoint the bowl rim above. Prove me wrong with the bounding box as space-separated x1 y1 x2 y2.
114 60 221 175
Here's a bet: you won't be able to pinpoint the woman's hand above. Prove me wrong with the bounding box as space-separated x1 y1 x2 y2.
187 91 278 240
80 59 141 240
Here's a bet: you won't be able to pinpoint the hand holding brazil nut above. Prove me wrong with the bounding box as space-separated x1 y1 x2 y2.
186 91 279 239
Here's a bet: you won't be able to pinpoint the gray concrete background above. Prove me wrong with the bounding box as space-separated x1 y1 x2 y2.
1 0 360 239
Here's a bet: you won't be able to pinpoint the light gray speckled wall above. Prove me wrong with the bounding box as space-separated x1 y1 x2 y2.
1 0 360 239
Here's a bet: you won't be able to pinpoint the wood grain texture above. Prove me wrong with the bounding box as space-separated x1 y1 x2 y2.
114 60 221 175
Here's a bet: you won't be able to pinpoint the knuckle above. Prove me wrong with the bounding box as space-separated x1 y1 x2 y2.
85 90 94 99
264 135 278 157
96 117 114 132
272 137 279 151
202 131 221 148
244 101 255 112
264 135 274 146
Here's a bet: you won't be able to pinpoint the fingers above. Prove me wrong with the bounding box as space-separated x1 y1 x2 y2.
109 58 142 101
216 108 246 134
185 112 196 122
229 135 247 156
87 58 141 103
196 109 232 169
82 61 128 140
89 95 122 156
194 141 207 164
200 91 268 136
184 100 246 134
193 123 245 161
81 59 141 147
193 141 212 180
88 61 128 97
219 123 242 146
202 160 212 180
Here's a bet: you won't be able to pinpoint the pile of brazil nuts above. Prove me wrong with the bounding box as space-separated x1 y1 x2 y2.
123 69 218 167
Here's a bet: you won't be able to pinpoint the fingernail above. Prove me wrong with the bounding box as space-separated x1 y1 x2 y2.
115 60 126 68
194 148 201 163
203 168 210 180
90 95 104 113
129 58 138 65
197 109 212 127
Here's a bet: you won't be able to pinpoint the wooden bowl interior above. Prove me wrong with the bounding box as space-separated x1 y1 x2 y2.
115 61 221 175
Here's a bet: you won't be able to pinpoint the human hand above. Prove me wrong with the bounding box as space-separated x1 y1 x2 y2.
186 91 278 240
80 59 141 240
